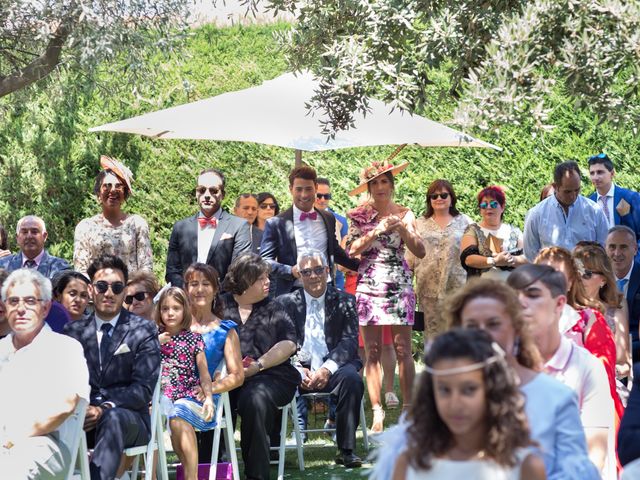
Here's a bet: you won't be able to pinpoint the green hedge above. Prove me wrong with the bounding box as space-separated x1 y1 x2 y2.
1 22 639 282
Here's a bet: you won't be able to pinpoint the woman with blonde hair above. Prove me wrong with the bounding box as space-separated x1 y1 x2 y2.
573 242 631 379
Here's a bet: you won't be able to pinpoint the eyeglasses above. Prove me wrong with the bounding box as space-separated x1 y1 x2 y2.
582 270 603 280
5 296 43 309
101 183 125 193
316 193 332 200
93 281 126 295
299 266 326 278
196 186 221 196
479 200 500 209
429 192 450 200
259 203 276 210
124 291 149 305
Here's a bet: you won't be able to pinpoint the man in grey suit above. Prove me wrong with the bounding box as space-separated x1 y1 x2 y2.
0 215 70 279
165 168 252 287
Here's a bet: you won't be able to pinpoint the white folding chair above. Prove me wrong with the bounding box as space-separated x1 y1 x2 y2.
203 361 240 480
61 397 89 480
124 376 169 480
272 397 304 480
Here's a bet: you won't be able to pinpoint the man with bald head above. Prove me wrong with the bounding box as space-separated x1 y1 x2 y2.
0 215 70 279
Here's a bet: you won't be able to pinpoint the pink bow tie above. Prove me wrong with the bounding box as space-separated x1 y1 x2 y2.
300 211 318 221
198 217 218 228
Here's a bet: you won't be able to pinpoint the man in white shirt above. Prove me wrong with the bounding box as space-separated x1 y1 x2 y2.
0 268 89 479
508 264 614 476
278 250 364 468
260 166 359 296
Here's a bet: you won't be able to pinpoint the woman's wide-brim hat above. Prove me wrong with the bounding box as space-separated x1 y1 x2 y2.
348 160 409 196
100 155 134 192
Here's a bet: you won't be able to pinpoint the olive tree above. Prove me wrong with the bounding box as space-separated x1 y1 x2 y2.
255 0 640 132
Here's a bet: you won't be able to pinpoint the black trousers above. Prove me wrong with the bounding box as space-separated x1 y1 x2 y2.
300 363 364 451
86 407 150 480
229 375 297 480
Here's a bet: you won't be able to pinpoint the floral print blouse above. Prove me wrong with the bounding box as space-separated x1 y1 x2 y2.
73 213 153 274
160 330 205 402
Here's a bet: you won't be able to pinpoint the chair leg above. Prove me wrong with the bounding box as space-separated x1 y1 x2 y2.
277 404 289 480
79 435 91 480
223 394 240 480
360 400 369 452
131 455 140 480
156 420 169 480
288 399 304 471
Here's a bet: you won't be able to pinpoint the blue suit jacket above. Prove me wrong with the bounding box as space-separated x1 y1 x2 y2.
0 250 70 279
589 185 640 259
618 362 640 465
260 207 359 297
626 262 640 363
165 210 251 288
63 309 161 420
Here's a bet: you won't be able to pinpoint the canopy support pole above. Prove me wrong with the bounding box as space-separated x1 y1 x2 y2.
295 149 302 167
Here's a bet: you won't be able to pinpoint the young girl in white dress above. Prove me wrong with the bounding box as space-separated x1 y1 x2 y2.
392 329 546 480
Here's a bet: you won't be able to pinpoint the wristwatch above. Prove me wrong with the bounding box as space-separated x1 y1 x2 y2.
487 256 496 267
256 360 265 372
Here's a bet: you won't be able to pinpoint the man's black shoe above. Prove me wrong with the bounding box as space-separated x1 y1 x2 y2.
335 450 362 468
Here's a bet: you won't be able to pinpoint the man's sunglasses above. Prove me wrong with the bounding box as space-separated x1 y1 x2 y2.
93 281 125 295
429 192 450 200
589 153 609 162
124 292 149 305
300 266 326 278
196 186 221 196
316 193 332 200
479 200 500 209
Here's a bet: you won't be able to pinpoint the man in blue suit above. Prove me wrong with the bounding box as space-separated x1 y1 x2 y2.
606 226 640 364
260 165 358 297
589 153 640 259
64 254 160 480
0 215 70 279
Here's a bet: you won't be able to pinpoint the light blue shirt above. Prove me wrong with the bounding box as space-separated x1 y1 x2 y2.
524 194 608 260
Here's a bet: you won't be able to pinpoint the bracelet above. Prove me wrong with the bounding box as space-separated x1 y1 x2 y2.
486 256 496 267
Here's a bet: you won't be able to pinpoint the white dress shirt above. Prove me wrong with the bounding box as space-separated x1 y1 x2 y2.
299 290 338 374
292 205 328 260
197 209 223 263
596 184 615 228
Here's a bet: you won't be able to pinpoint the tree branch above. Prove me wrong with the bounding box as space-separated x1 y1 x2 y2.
0 22 71 98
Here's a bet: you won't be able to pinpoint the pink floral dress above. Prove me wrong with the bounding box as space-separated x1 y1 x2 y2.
160 330 204 402
347 204 415 326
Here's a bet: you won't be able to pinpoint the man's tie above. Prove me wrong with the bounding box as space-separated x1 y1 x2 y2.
617 278 628 293
100 323 113 368
309 299 323 371
599 196 611 224
198 216 218 228
300 211 318 221
24 259 37 269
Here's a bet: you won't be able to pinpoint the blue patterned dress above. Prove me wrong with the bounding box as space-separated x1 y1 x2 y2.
347 204 416 326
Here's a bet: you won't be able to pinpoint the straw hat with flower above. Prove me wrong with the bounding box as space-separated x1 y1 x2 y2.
348 160 409 196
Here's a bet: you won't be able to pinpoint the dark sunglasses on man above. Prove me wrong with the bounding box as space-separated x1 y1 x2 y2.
196 186 221 196
93 281 125 295
316 193 332 200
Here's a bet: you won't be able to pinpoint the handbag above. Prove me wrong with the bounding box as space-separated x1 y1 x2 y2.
176 462 233 480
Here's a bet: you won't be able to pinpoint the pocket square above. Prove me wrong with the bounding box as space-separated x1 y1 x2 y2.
220 233 233 241
114 343 131 355
617 198 631 217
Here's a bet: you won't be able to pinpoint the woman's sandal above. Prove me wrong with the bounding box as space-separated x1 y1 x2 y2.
371 405 385 433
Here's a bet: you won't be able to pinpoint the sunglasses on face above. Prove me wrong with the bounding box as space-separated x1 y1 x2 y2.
582 270 602 280
93 281 125 295
429 192 450 201
101 183 125 193
196 186 221 196
316 193 332 200
124 291 149 305
589 153 609 162
259 203 276 210
479 200 500 209
299 266 326 278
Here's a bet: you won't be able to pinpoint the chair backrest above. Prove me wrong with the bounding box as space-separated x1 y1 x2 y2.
146 375 163 452
61 397 89 480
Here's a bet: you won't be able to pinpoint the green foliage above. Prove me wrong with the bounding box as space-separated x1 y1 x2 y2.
0 21 639 283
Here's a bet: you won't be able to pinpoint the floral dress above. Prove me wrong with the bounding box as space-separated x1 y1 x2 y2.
347 204 416 326
406 214 472 336
160 330 205 402
73 213 153 275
